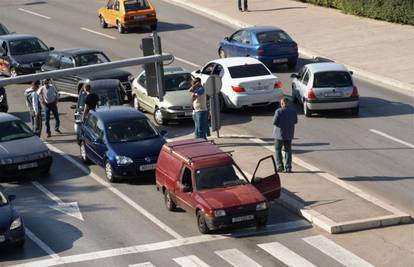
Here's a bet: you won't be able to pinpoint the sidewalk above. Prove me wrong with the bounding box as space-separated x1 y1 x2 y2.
164 0 414 94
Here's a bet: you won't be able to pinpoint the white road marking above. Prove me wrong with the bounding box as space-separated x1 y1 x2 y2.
258 242 317 267
173 255 210 267
25 227 60 259
18 8 51 19
80 27 117 40
174 57 202 68
32 181 84 221
129 262 156 267
370 129 414 148
9 234 227 267
215 249 261 267
45 143 183 239
303 235 374 267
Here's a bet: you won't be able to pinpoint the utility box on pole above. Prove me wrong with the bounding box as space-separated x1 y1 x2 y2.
204 75 222 138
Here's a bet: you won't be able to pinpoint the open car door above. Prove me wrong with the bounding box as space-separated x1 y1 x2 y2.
251 155 281 201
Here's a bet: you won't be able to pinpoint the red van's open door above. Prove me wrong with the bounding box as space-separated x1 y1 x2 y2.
251 155 281 201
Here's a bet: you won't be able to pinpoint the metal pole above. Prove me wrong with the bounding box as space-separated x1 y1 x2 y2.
152 31 165 102
212 77 220 138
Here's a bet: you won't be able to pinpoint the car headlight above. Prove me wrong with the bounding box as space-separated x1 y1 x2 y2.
115 155 133 165
0 158 13 165
214 209 226 217
10 217 22 230
256 202 268 211
41 150 51 158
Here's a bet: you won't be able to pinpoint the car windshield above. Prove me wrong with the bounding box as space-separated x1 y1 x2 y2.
0 120 34 142
124 0 150 11
196 164 247 190
256 30 293 44
0 191 8 206
106 119 158 143
74 52 110 66
9 38 49 55
228 64 271 79
313 71 353 88
165 73 192 92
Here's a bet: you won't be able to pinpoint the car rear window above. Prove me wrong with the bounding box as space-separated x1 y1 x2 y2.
228 64 270 79
313 71 353 88
165 73 192 91
256 30 293 44
124 0 150 11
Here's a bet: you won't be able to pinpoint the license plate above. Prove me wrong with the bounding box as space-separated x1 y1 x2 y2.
18 162 38 170
325 92 343 97
139 163 156 171
232 214 254 223
134 15 146 20
273 58 288 63
185 111 193 116
0 235 5 243
253 85 268 91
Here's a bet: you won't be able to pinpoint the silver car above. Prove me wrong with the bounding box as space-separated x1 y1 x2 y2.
291 63 359 117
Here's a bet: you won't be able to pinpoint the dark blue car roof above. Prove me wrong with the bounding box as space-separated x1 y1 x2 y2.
0 113 19 123
92 106 146 123
243 26 283 33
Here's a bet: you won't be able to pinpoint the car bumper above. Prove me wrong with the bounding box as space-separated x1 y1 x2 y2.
0 157 53 178
160 109 194 120
123 18 157 28
227 91 283 108
111 162 157 179
255 54 298 65
307 97 359 110
0 226 25 247
204 209 268 231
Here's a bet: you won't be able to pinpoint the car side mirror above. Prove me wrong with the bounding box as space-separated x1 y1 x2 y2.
290 73 298 78
182 184 192 192
8 195 16 201
195 69 201 74
49 47 55 51
349 71 353 75
160 130 167 137
224 36 229 41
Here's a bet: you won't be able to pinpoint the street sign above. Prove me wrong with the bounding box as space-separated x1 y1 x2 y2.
204 75 222 137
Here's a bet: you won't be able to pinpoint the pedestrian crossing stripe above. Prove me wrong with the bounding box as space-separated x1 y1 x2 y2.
258 242 317 267
129 262 156 267
173 255 210 267
215 248 262 267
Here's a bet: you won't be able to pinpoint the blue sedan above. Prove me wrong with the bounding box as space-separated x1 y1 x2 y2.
218 26 298 69
77 106 166 182
0 190 25 248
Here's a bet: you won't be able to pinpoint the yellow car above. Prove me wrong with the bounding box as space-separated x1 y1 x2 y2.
98 0 157 33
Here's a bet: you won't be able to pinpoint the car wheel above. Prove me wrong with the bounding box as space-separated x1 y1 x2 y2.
287 60 297 70
303 100 312 117
80 142 90 164
351 106 359 116
10 68 17 77
133 96 140 111
164 190 176 211
218 48 226 58
117 21 125 34
154 107 167 125
105 160 117 182
256 217 268 228
197 211 210 234
150 23 157 31
13 239 25 248
100 15 108 28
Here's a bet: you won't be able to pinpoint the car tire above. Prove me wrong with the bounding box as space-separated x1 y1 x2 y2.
351 106 359 116
154 107 167 125
218 48 226 59
303 100 312 117
287 60 297 70
10 68 17 77
100 15 108 28
256 217 268 228
197 211 210 234
13 239 25 248
150 24 157 31
80 142 91 164
117 21 125 34
104 160 117 183
133 96 141 111
164 190 176 211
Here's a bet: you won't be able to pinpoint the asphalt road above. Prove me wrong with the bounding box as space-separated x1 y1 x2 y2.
0 0 413 266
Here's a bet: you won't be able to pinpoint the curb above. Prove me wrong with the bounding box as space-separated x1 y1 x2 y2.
162 0 414 96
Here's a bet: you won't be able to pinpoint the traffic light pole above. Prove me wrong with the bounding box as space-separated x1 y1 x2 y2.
152 31 165 102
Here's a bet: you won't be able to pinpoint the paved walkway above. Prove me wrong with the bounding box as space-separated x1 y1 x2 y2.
164 0 414 93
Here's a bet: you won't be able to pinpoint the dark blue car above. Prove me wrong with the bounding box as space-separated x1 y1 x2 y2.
77 106 166 182
218 26 298 69
0 189 25 248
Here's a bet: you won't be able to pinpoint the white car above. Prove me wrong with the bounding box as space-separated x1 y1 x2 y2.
192 57 283 110
291 63 359 117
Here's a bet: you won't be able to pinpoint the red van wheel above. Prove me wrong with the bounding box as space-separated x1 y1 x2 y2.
164 190 176 211
197 211 210 234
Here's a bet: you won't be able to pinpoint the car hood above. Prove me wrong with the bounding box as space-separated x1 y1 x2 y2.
0 136 47 158
85 69 131 81
13 52 49 64
197 184 264 209
0 204 13 231
162 90 193 108
108 137 165 160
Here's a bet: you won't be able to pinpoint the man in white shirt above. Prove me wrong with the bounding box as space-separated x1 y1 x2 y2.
40 79 61 137
189 78 208 139
24 80 42 136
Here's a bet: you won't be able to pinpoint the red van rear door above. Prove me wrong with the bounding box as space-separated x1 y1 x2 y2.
251 155 281 201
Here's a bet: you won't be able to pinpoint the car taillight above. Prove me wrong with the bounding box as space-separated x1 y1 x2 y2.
307 88 316 100
232 86 246 92
351 86 359 97
274 81 283 89
257 48 265 56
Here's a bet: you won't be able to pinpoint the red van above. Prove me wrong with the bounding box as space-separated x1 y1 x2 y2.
155 139 281 234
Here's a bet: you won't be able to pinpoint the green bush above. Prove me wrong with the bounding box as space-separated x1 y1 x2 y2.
298 0 414 25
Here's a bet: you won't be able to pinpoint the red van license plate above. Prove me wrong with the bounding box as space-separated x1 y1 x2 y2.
232 214 254 223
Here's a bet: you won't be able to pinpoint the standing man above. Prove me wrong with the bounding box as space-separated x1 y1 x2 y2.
189 77 208 139
272 98 298 173
40 79 61 138
238 0 248 12
24 80 42 136
81 84 99 121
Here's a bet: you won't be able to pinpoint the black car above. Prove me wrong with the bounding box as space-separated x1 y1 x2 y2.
0 34 53 77
41 48 133 100
0 189 25 248
73 79 124 132
0 86 8 112
0 23 11 36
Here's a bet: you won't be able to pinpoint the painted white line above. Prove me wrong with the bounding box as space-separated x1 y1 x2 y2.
25 227 60 259
215 249 261 267
80 27 117 40
18 8 51 19
45 143 183 239
303 235 374 267
174 56 201 68
129 262 156 267
9 234 227 267
258 242 316 267
370 129 414 148
173 255 210 267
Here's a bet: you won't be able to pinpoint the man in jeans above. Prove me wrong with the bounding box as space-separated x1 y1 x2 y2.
24 80 42 136
189 78 208 139
40 79 61 138
272 98 298 173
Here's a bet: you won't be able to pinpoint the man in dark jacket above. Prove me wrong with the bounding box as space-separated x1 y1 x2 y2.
272 98 298 173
